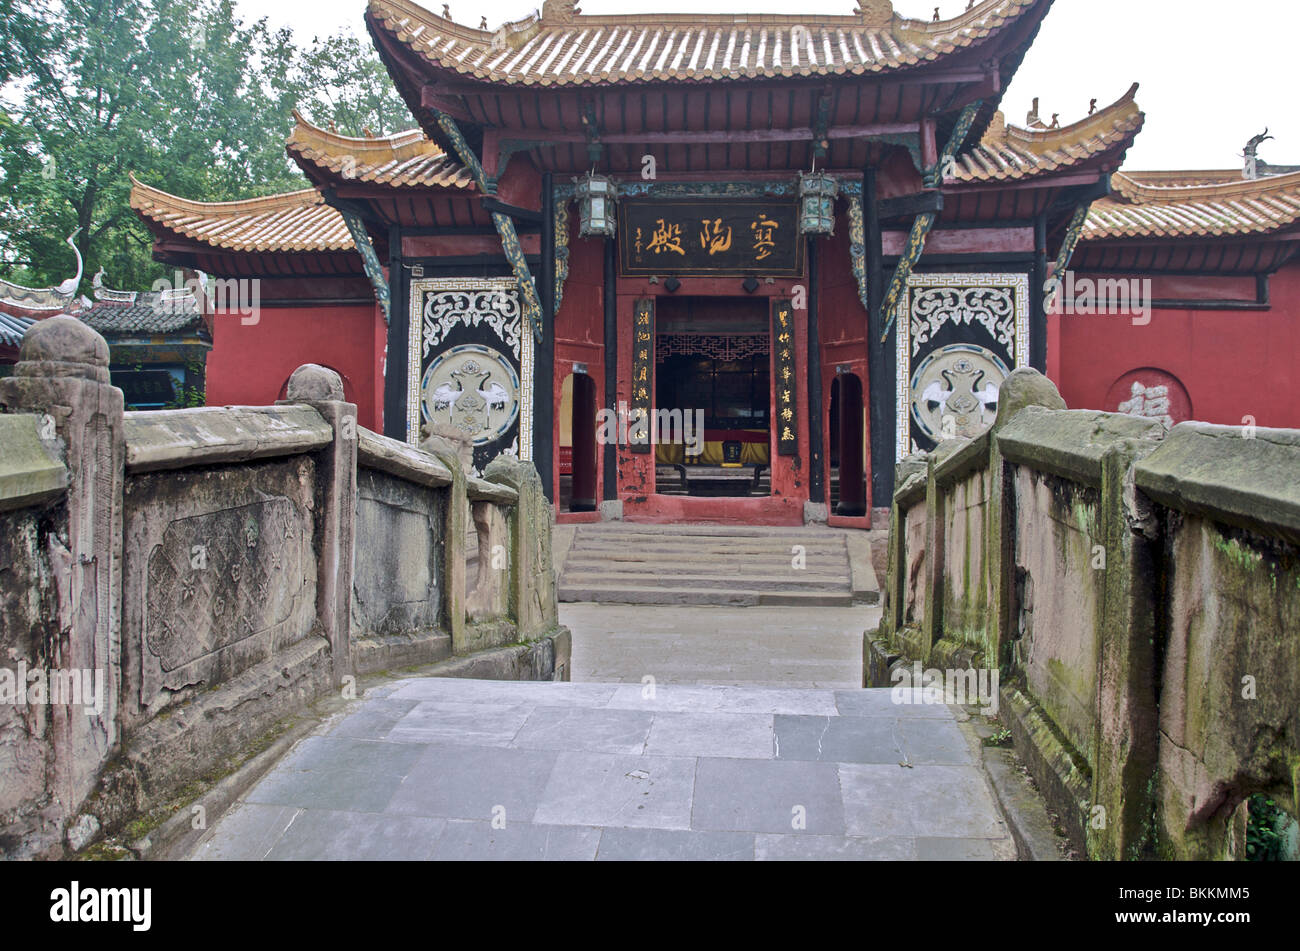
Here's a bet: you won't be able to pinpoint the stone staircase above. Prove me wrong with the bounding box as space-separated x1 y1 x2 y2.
557 523 878 607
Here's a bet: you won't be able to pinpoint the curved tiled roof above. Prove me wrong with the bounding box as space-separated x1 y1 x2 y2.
287 112 476 189
1120 169 1245 189
0 312 36 348
1084 169 1300 240
80 296 205 336
367 0 1048 87
130 175 354 253
952 83 1142 183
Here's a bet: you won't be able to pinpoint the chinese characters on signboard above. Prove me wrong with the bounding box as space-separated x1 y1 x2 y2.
630 298 654 454
772 299 797 456
620 199 804 277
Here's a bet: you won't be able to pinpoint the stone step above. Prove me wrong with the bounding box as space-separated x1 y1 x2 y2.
562 559 849 579
572 537 846 552
574 527 847 543
558 523 869 606
560 570 849 592
556 584 855 607
574 524 845 538
566 543 842 556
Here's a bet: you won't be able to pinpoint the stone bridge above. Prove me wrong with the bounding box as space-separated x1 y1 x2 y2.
0 317 567 859
2 318 1296 862
867 368 1300 861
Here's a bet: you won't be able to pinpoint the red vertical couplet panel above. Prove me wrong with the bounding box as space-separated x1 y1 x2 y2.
772 298 797 455
630 298 655 454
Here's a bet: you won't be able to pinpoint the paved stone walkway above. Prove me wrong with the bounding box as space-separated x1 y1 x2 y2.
189 678 1014 861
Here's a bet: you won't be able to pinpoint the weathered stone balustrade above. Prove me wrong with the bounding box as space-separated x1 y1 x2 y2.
870 367 1300 861
0 317 567 858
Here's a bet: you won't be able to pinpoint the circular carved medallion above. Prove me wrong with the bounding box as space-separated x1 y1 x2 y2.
1105 369 1192 428
421 343 521 446
910 343 1011 444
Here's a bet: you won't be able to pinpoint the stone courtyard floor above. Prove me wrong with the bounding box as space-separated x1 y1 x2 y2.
189 675 1015 861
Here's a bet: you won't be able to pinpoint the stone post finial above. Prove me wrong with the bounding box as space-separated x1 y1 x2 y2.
483 455 560 642
419 422 474 477
285 363 344 402
15 314 110 383
992 367 1067 431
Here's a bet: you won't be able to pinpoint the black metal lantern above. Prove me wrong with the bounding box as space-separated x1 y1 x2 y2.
798 170 839 236
575 172 618 237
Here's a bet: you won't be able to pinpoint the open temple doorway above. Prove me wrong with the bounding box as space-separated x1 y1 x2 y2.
653 296 771 498
558 370 598 512
829 371 867 516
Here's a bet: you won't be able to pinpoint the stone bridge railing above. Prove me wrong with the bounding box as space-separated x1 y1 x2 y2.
869 367 1300 861
0 317 566 859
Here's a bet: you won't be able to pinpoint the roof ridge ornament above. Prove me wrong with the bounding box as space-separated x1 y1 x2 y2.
491 11 542 50
853 0 894 28
91 267 139 304
1244 128 1272 180
981 110 1007 146
542 0 580 24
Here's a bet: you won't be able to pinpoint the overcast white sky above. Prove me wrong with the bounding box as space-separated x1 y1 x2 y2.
234 0 1298 170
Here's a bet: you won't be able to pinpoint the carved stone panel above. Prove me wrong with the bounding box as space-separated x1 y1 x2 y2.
895 272 1030 459
352 468 444 636
143 497 309 692
122 457 318 719
407 277 534 472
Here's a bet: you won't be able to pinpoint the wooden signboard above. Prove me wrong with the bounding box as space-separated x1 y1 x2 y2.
620 198 804 277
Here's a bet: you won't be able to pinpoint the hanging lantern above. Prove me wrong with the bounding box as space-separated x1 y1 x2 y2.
798 170 839 236
574 172 618 237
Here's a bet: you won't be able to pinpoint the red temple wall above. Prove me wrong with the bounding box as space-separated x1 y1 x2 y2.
1050 258 1300 428
815 224 873 514
204 302 384 431
553 228 607 514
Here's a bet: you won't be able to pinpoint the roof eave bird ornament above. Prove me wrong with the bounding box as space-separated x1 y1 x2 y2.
56 228 84 298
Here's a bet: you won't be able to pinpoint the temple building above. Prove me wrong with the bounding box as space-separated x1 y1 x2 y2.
115 0 1295 524
0 251 209 405
1059 165 1300 430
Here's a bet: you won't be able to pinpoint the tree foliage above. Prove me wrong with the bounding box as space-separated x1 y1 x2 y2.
0 0 409 292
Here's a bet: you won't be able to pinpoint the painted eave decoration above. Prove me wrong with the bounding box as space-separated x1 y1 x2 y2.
365 0 1049 87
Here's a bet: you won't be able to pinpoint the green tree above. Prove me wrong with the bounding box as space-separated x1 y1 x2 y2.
0 0 407 292
291 31 415 137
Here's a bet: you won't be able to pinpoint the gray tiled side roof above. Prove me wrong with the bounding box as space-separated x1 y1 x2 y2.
0 312 36 348
79 296 205 335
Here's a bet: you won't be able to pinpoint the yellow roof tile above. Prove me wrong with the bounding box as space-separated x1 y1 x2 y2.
286 112 476 189
366 0 1046 86
952 83 1143 184
129 175 354 253
1084 169 1300 240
